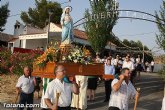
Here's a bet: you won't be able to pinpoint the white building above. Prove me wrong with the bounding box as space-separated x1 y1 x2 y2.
9 21 116 51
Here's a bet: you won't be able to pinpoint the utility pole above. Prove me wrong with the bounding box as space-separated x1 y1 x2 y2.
142 44 145 63
47 10 53 46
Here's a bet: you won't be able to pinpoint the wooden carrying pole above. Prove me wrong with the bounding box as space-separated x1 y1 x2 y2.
134 88 140 110
77 81 80 110
55 91 61 110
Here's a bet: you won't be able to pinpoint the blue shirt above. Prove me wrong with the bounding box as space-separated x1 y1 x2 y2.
104 64 115 75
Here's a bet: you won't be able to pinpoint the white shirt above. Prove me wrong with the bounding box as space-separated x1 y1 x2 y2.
118 60 123 65
96 58 101 63
151 61 155 66
122 61 134 71
101 58 106 63
111 58 115 65
131 57 135 63
16 75 35 94
44 78 72 107
109 79 136 110
113 59 119 66
136 58 141 64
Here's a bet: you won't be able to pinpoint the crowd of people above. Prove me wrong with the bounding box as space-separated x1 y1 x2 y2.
15 53 156 110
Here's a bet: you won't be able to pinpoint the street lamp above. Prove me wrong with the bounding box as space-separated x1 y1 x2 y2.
142 44 145 63
46 0 71 47
47 9 53 46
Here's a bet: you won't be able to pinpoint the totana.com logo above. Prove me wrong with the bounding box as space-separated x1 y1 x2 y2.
3 103 40 108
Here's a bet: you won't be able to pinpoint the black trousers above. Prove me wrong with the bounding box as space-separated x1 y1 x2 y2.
130 70 137 83
109 106 120 110
151 66 154 72
58 106 71 110
104 79 113 101
17 92 34 110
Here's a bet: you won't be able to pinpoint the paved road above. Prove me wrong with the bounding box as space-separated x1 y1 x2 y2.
0 72 164 110
86 72 164 110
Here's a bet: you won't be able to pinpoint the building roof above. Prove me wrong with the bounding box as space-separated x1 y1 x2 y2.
0 33 14 42
8 37 19 42
74 29 87 40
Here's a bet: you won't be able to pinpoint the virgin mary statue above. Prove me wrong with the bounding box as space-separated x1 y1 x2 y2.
60 6 74 44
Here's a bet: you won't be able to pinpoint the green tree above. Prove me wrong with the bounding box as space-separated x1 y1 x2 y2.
122 39 152 60
123 39 131 47
112 36 123 47
0 3 10 32
84 0 118 53
20 0 62 29
144 45 149 50
123 39 149 50
155 1 165 81
155 1 165 51
136 40 143 49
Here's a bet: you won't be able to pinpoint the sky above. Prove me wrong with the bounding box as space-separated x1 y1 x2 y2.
1 0 164 55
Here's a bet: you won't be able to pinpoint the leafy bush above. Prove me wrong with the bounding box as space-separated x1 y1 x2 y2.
0 47 42 75
0 47 12 74
11 52 39 75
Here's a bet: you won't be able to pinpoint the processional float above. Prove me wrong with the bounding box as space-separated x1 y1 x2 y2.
32 43 114 79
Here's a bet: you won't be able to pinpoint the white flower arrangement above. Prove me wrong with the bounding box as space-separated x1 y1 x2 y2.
64 46 92 64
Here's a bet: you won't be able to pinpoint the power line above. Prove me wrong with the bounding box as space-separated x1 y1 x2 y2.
152 49 163 53
116 31 158 37
9 13 21 17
